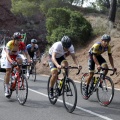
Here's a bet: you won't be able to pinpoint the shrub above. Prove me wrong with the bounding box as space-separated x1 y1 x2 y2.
46 8 92 46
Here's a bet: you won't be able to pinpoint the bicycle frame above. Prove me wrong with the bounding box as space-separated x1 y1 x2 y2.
89 68 115 95
55 66 82 98
48 66 82 113
81 67 116 106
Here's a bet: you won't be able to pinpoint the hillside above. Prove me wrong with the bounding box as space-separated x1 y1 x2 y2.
36 14 120 89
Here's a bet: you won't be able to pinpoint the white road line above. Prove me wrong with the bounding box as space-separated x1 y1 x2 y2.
0 77 113 120
28 88 113 120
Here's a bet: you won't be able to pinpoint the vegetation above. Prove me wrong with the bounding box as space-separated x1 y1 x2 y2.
11 0 120 46
46 8 92 45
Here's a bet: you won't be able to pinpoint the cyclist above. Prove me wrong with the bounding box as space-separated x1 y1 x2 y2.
26 39 40 76
2 32 31 97
48 35 80 99
84 34 117 99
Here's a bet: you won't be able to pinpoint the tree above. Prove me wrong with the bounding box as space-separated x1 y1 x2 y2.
109 0 117 22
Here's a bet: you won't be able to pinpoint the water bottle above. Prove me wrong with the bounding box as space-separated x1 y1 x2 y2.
59 79 63 89
94 77 98 84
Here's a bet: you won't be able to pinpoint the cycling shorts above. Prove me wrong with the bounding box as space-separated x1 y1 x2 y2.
48 55 66 71
88 54 106 72
1 54 22 68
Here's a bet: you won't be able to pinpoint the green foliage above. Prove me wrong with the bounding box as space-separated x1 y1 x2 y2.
46 8 92 45
11 0 39 16
40 0 61 14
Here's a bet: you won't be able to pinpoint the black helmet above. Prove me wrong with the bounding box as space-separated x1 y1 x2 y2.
61 36 72 48
101 34 111 41
31 39 37 43
13 32 22 40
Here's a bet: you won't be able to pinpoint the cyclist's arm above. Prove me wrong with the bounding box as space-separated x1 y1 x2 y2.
36 49 40 58
51 52 61 69
108 54 115 69
23 51 31 62
5 50 13 63
70 53 80 67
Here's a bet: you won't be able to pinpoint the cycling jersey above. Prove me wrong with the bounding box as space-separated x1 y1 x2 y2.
6 40 27 55
26 44 38 58
88 42 111 72
49 41 75 58
89 42 112 56
26 44 38 52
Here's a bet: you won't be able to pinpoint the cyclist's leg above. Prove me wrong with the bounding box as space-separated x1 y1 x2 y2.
4 68 12 97
48 58 58 98
84 55 95 98
16 55 23 73
98 55 108 78
97 55 108 87
61 60 68 77
4 58 12 97
26 53 33 76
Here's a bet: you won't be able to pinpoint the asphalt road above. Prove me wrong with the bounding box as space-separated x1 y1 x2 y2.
0 72 120 120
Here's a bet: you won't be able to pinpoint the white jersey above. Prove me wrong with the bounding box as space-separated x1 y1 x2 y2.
49 41 75 58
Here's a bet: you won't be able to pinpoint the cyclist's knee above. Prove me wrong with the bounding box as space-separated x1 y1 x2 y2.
101 63 108 73
61 60 68 67
51 70 58 78
6 68 11 76
101 63 108 68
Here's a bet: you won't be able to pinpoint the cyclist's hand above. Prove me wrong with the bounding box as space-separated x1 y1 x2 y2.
11 61 17 66
57 65 62 69
97 65 101 71
27 59 32 63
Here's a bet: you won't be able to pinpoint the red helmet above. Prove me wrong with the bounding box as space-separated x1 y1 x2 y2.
13 32 22 40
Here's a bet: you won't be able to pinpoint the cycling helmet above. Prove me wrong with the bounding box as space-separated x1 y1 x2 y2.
13 32 22 40
101 34 111 41
61 36 72 49
31 39 37 43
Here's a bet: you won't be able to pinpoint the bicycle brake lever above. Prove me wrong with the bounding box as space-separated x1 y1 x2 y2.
76 70 80 75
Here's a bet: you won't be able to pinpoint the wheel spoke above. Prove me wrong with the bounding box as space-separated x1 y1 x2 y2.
63 78 77 113
16 75 28 105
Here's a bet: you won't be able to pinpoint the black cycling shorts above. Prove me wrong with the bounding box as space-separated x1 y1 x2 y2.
48 55 66 71
88 54 106 72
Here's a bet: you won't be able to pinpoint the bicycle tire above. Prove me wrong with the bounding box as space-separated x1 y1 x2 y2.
33 65 36 82
28 63 36 82
16 74 28 105
96 76 114 106
47 75 58 105
80 73 91 100
63 78 77 113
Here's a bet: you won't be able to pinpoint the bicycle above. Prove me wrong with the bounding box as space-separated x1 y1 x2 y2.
27 58 40 82
4 62 29 105
47 66 82 113
80 67 117 106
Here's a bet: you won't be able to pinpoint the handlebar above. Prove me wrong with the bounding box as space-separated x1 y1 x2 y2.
62 66 82 75
12 61 31 68
95 67 117 76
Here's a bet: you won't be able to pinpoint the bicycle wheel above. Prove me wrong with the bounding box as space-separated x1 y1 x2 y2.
16 74 28 105
63 78 77 113
96 76 114 106
80 73 91 99
47 75 58 105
